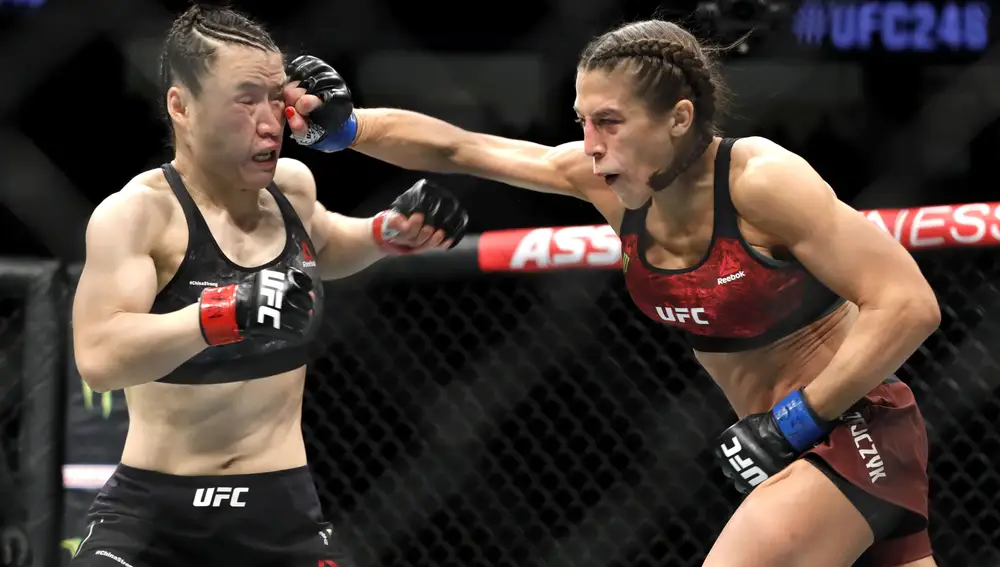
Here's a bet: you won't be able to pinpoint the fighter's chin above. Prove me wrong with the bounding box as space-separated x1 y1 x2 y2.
612 185 652 210
239 163 278 187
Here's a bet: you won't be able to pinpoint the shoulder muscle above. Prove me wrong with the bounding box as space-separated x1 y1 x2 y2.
75 184 169 322
273 157 317 224
86 184 170 258
729 140 837 241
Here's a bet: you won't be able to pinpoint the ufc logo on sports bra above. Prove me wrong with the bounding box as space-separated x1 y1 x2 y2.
655 306 708 325
192 486 249 508
718 437 769 488
257 270 286 330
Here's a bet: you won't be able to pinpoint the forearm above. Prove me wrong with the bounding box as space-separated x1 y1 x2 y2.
318 214 387 280
803 299 939 420
75 304 208 392
352 108 472 173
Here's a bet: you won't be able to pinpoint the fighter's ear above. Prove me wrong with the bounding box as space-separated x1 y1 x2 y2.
166 86 192 130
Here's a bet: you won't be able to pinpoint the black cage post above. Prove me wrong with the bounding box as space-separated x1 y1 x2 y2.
0 259 65 567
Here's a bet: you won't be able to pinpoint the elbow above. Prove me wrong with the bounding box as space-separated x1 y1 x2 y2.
895 285 941 340
75 350 115 394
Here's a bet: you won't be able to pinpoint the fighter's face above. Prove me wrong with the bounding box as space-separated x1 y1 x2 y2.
574 68 682 209
172 44 287 187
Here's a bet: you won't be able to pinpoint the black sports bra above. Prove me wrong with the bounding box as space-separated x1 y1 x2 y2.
149 164 324 384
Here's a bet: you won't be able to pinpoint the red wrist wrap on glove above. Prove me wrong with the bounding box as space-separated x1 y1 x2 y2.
371 211 413 254
199 285 242 346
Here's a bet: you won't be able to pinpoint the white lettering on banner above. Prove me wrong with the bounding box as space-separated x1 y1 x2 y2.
192 486 249 508
655 306 708 325
509 226 620 269
863 202 1000 249
910 206 950 248
843 412 887 483
719 436 769 488
257 269 286 329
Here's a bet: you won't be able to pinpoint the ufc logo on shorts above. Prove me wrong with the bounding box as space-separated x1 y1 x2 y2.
192 486 249 508
719 436 769 488
257 269 286 330
655 306 708 325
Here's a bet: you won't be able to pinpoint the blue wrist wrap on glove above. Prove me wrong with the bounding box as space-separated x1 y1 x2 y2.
313 113 358 152
772 389 827 452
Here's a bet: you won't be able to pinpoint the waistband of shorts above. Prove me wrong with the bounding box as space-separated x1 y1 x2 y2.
114 463 313 487
92 463 323 526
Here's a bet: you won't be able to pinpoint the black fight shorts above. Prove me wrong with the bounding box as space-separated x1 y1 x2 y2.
69 464 352 567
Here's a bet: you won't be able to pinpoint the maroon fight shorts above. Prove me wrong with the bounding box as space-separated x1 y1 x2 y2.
804 377 932 566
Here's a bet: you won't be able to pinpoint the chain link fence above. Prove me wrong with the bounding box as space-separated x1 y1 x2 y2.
292 247 1000 567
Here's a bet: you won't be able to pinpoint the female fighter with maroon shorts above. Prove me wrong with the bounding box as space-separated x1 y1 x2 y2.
283 18 940 567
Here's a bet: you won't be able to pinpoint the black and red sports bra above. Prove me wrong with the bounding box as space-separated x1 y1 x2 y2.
619 138 844 353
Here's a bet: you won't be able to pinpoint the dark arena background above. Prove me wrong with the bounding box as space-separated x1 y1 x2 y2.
1 0 999 566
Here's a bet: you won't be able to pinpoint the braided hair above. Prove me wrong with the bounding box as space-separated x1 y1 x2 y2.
159 1 279 142
579 20 729 191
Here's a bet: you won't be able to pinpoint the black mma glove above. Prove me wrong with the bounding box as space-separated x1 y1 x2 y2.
198 267 314 346
285 55 356 152
714 388 835 495
372 179 470 254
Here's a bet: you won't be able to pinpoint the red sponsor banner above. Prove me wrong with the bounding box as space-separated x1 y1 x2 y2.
862 202 1000 250
478 202 1000 272
478 225 621 272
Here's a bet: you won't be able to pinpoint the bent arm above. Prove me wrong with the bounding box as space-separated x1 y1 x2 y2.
310 201 387 280
734 149 940 420
352 107 588 198
274 158 389 280
72 189 207 392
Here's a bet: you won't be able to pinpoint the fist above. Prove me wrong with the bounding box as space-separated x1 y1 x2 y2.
283 55 356 151
714 413 795 495
238 267 316 340
373 179 470 254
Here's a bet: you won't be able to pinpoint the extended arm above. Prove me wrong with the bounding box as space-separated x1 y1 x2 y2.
352 108 590 198
72 188 207 393
283 57 621 220
735 149 940 420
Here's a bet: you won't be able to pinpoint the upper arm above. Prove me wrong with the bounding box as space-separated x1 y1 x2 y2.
73 187 162 344
354 108 601 199
452 136 625 225
452 135 594 198
732 149 934 309
278 158 369 275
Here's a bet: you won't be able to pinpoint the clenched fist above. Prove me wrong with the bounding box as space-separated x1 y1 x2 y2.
372 179 470 254
283 55 356 152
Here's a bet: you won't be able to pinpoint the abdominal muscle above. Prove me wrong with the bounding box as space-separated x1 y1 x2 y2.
119 368 309 475
694 301 859 418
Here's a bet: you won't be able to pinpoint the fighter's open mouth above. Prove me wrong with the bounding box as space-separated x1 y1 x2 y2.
252 150 276 162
